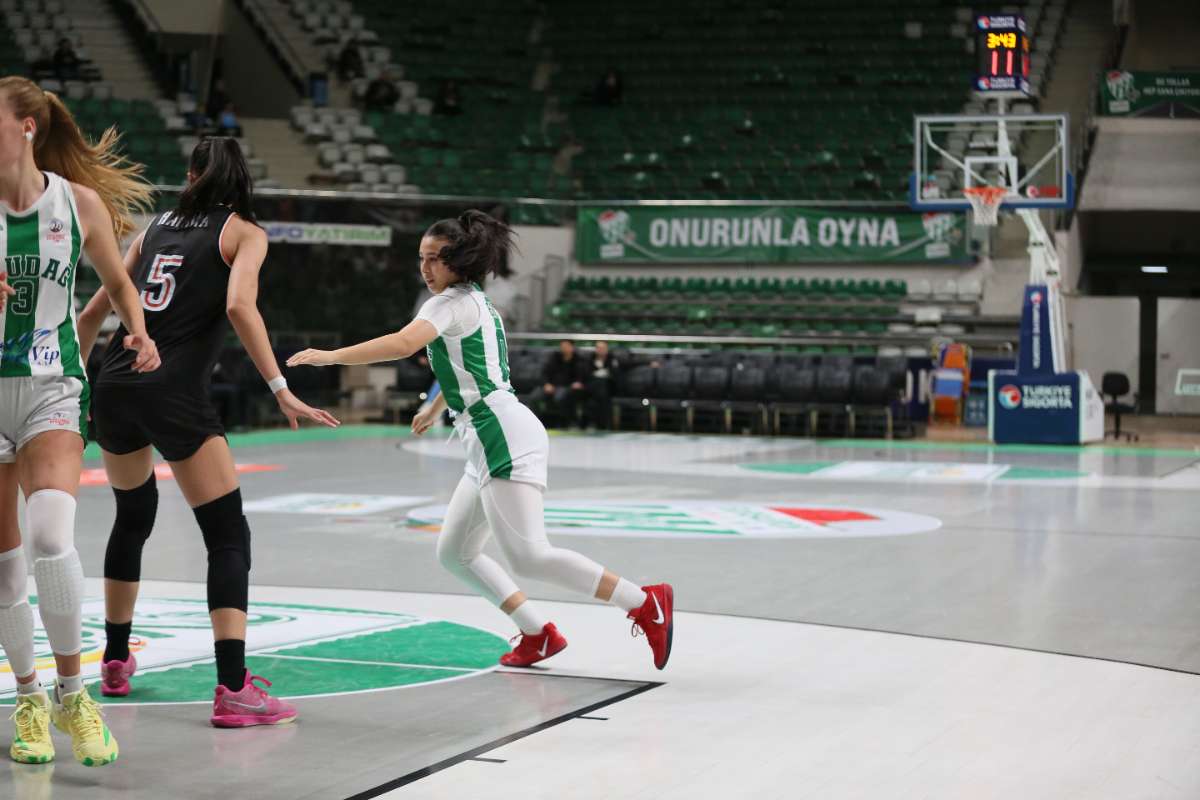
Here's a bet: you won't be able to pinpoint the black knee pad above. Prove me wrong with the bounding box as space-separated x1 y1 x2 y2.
193 489 251 613
103 473 158 582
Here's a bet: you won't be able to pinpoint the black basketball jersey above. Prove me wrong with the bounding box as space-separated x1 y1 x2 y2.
98 207 236 387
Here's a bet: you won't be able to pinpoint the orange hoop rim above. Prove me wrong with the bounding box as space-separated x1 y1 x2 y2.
962 186 1009 200
962 185 1008 225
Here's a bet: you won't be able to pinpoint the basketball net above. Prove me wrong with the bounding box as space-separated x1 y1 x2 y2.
963 186 1007 227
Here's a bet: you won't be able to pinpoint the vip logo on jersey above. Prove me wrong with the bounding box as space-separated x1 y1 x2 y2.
998 384 1022 409
1030 290 1043 305
46 217 66 243
47 411 70 427
1 328 54 365
408 501 941 539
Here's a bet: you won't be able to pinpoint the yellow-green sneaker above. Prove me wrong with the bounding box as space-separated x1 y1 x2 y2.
50 687 118 767
9 691 54 764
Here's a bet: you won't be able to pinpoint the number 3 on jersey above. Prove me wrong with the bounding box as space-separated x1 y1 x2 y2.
142 254 183 311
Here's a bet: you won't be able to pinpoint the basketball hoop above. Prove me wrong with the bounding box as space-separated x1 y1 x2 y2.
963 185 1008 226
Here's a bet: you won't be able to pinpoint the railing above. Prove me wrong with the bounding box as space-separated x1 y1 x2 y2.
126 0 163 34
1062 20 1128 229
510 332 1016 356
236 0 311 95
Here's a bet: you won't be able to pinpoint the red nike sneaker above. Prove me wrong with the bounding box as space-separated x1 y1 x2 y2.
500 622 568 667
629 583 673 670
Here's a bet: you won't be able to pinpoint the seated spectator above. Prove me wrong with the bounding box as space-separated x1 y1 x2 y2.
532 339 587 427
593 69 623 107
337 39 365 82
434 79 462 116
216 104 242 137
363 70 400 111
206 78 231 124
53 38 81 81
585 340 620 429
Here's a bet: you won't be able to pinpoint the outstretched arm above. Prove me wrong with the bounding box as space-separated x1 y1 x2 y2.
286 319 439 368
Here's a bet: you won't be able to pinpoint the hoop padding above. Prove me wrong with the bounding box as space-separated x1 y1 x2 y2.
963 186 1008 226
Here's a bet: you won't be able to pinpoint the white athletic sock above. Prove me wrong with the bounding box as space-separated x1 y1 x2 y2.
56 673 83 697
17 677 42 695
611 578 647 613
509 601 548 635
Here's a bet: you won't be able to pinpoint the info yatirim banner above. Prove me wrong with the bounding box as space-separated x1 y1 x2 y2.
576 205 968 264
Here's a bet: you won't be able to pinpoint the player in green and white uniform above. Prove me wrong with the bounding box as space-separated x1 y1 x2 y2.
289 210 674 671
0 76 159 768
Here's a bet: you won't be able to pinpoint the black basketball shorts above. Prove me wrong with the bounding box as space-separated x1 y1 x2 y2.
91 382 225 462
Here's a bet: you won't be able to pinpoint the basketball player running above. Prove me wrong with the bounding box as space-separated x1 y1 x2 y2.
288 210 673 670
0 76 160 767
76 138 339 728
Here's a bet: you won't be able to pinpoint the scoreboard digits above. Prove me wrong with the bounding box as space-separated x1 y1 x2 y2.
975 14 1031 94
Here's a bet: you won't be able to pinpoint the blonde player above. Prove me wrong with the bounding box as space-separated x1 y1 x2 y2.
0 76 158 767
288 210 673 670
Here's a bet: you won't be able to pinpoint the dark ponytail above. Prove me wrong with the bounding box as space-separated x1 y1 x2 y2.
175 137 256 225
425 209 516 284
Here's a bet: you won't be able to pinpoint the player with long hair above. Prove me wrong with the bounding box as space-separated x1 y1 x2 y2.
77 137 339 728
288 210 673 671
0 76 159 767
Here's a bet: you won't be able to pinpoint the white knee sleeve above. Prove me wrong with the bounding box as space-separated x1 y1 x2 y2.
27 490 84 657
0 546 35 678
481 480 604 596
26 489 76 558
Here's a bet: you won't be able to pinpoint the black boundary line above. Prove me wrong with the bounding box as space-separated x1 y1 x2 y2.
1157 457 1200 479
246 580 1200 679
468 757 506 764
578 715 609 720
342 679 662 800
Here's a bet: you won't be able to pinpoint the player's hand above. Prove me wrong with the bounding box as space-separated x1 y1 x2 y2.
276 389 340 430
0 272 14 312
411 404 441 436
124 334 160 372
286 349 336 367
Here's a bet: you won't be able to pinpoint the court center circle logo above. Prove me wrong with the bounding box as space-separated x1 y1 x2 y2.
1 598 507 705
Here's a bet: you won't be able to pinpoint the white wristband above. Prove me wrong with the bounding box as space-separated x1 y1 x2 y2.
268 376 288 394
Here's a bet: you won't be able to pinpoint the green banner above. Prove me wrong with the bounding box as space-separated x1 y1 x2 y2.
1101 71 1200 117
576 205 968 265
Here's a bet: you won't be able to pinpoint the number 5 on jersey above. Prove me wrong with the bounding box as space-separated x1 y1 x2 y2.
142 254 183 311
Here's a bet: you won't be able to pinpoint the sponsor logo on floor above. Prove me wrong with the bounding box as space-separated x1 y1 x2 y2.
740 460 1087 482
0 598 505 704
244 493 433 515
80 463 282 487
407 501 941 538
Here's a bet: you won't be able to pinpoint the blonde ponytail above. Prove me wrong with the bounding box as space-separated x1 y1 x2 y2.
0 76 153 239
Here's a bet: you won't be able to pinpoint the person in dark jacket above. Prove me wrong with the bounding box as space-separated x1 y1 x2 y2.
535 339 587 427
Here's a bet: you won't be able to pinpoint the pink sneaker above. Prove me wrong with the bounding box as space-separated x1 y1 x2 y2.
210 671 298 728
100 652 137 697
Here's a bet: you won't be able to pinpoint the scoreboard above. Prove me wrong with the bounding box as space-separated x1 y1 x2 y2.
974 14 1031 94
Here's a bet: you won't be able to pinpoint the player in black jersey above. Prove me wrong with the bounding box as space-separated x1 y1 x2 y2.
76 138 338 727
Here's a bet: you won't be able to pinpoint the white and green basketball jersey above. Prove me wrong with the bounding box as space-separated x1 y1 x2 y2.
422 283 513 414
0 171 84 379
